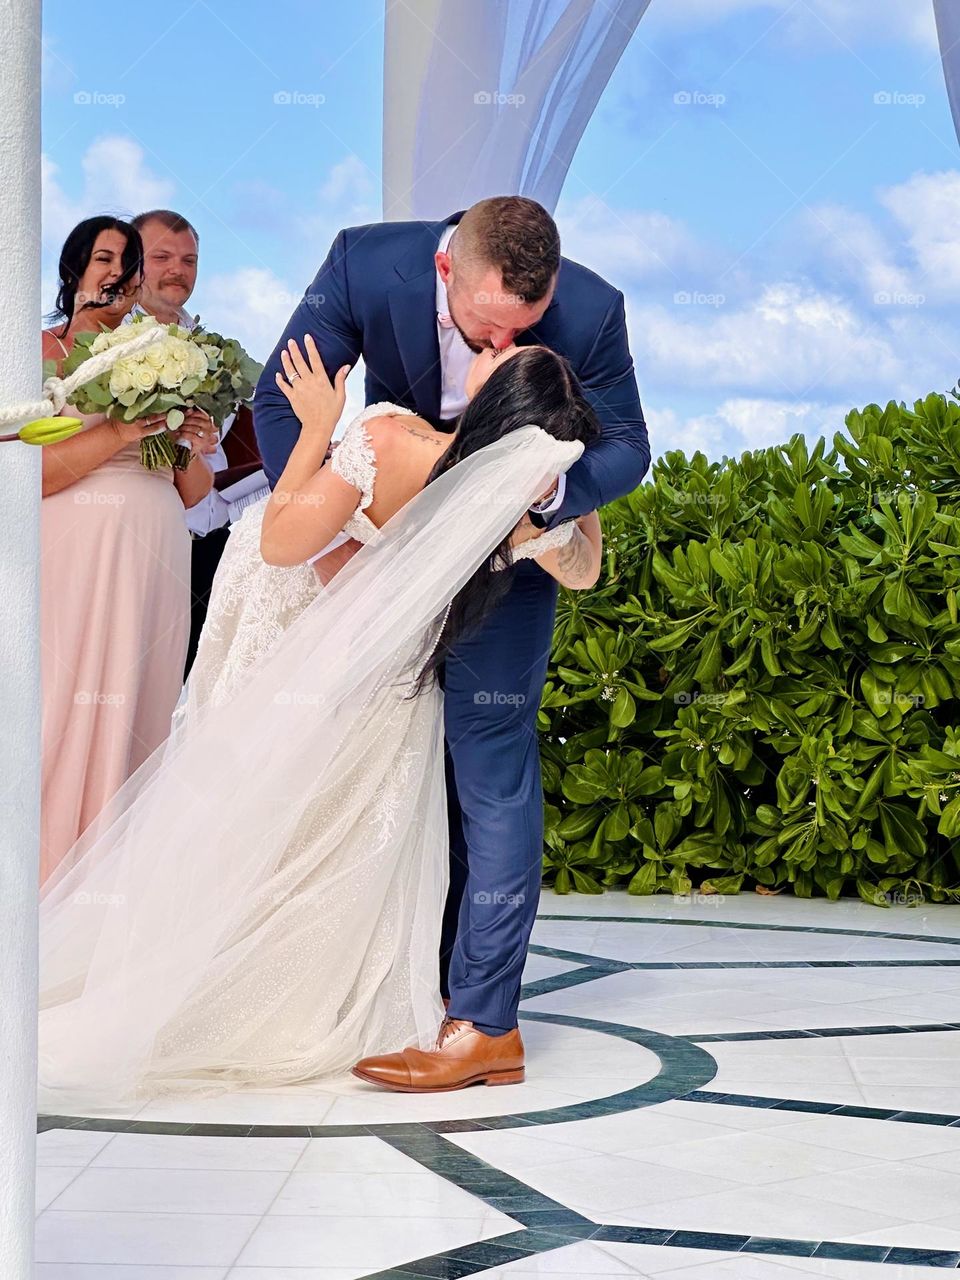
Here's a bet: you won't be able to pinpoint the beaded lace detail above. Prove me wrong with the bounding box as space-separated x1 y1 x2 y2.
494 520 576 570
331 402 418 545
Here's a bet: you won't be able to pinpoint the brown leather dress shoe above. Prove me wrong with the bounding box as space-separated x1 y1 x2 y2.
351 1018 524 1092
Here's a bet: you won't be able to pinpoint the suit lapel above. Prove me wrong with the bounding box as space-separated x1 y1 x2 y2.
386 213 464 423
387 269 442 423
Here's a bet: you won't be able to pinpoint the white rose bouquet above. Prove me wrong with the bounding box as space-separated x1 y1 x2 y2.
58 314 263 470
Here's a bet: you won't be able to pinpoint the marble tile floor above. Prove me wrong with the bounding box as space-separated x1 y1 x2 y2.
35 891 960 1277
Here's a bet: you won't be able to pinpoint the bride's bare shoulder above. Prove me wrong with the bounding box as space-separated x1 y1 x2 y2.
363 413 450 456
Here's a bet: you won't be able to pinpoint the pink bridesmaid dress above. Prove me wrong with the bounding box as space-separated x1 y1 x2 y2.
40 334 192 885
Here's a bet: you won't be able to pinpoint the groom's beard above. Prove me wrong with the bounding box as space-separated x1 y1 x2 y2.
455 323 488 355
446 301 490 354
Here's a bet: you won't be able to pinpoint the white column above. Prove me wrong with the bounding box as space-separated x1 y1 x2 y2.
0 0 42 1274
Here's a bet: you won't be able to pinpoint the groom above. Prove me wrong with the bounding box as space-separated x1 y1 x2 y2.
254 196 649 1091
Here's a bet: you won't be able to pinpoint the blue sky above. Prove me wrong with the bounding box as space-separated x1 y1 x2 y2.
41 0 960 460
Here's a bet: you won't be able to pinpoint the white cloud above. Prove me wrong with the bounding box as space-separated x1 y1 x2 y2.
198 265 367 428
296 155 379 270
879 168 960 298
317 154 377 211
197 267 300 362
557 195 711 288
652 0 937 50
630 281 903 400
649 395 852 460
42 136 174 249
792 201 914 302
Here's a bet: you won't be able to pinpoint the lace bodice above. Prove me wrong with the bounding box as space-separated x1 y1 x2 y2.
331 402 575 568
330 402 418 546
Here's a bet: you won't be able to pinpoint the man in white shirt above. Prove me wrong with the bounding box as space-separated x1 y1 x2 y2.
434 221 565 523
129 210 268 673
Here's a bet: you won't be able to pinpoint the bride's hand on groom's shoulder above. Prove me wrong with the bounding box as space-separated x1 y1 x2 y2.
275 334 351 434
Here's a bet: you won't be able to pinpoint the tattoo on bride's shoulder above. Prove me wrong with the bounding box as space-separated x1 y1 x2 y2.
400 422 446 447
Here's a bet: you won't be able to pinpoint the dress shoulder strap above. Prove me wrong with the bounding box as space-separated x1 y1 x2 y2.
330 402 416 512
46 331 70 359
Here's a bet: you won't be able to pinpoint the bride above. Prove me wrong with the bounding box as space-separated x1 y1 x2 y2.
38 337 603 1115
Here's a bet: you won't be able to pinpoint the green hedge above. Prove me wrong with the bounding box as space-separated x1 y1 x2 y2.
539 392 960 905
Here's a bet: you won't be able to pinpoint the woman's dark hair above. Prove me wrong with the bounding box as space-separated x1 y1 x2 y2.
409 345 601 695
47 216 144 336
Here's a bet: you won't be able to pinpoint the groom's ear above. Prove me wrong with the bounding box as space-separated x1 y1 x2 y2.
435 251 453 284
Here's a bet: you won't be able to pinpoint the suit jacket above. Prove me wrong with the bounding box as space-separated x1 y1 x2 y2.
253 212 650 527
212 403 264 492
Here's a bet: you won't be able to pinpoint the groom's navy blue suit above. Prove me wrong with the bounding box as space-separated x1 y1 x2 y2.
254 212 649 1035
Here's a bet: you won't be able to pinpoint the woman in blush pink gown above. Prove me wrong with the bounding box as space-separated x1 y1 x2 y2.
40 216 214 885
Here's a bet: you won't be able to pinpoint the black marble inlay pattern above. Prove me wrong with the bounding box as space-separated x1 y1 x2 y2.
37 910 960 1274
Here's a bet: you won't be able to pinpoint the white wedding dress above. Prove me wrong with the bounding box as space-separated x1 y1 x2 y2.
38 405 582 1116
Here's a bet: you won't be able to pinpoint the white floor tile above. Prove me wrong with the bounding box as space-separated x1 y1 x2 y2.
35 1210 258 1266
36 1267 227 1280
89 1133 309 1172
292 1135 432 1175
596 1241 950 1278
605 1182 902 1238
447 1239 650 1275
233 1210 517 1270
47 1166 288 1216
270 1168 500 1218
36 1166 84 1214
37 1129 116 1168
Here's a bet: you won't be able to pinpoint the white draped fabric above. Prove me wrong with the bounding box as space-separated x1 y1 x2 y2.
934 0 960 146
382 0 652 219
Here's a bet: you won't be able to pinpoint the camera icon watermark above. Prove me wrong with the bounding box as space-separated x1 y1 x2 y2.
73 890 126 905
73 90 126 108
474 90 526 107
674 290 725 308
474 690 526 706
882 888 924 907
273 690 325 707
474 289 527 307
473 890 525 906
873 290 925 308
74 490 126 506
672 891 725 908
673 90 726 108
273 90 326 107
673 690 727 707
74 690 126 707
873 90 925 108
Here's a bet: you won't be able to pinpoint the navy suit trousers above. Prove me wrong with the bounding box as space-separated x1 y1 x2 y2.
437 562 559 1033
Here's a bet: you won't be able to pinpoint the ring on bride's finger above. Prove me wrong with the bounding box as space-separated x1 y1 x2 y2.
288 371 301 380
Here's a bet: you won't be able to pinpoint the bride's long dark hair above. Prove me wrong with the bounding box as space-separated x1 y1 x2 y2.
409 345 601 695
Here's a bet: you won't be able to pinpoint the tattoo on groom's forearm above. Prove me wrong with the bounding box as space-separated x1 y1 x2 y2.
556 528 593 583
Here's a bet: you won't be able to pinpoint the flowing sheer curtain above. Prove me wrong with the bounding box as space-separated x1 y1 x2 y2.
934 0 960 146
382 0 651 219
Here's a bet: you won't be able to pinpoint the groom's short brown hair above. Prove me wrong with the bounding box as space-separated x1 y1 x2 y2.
454 197 560 305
